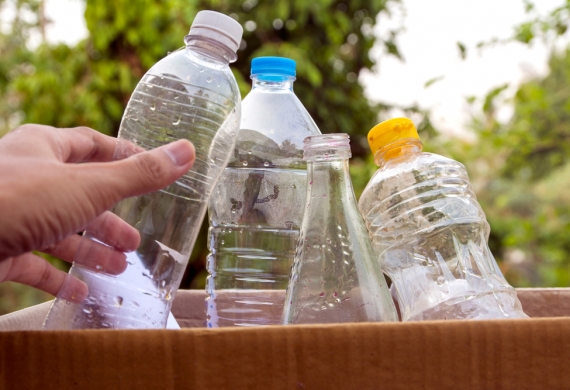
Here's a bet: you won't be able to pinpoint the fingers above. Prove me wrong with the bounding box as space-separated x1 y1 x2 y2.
0 253 88 303
85 211 140 252
43 235 128 275
54 127 148 163
4 124 115 162
41 212 135 275
52 126 120 163
75 139 195 211
5 124 145 163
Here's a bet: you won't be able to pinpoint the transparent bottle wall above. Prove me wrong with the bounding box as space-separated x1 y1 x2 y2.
44 44 241 329
359 140 527 321
283 134 397 324
207 76 322 327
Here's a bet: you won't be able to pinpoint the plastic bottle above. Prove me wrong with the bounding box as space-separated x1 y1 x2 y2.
282 134 398 324
206 57 321 327
358 118 528 321
43 11 243 329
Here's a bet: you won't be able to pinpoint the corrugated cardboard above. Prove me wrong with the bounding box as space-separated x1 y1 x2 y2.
1 289 570 390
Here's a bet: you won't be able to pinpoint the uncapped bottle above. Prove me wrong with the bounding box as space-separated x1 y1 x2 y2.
283 133 398 324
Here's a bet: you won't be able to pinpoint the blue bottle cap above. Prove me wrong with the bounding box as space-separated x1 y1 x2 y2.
251 57 296 78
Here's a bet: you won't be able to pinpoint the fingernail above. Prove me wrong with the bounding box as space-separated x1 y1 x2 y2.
163 140 194 167
58 274 88 303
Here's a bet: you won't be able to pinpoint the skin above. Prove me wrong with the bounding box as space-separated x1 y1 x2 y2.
0 124 195 303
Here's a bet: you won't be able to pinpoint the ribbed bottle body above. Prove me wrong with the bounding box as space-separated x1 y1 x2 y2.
283 134 398 324
44 47 241 329
207 80 321 327
359 151 527 321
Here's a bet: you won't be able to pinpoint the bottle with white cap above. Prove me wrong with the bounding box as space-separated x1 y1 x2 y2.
206 57 322 327
44 11 244 329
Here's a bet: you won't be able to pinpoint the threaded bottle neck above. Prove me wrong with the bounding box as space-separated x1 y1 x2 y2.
251 75 295 91
303 134 351 162
374 138 423 166
184 36 237 64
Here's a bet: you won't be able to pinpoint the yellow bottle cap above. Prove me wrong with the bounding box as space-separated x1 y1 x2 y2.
367 117 419 155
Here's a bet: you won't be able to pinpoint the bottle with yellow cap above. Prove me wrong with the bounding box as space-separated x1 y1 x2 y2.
358 118 528 321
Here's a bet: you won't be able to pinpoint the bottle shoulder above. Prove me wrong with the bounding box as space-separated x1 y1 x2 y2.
146 49 240 102
229 88 321 168
367 152 465 187
358 151 486 251
359 152 470 208
240 89 321 136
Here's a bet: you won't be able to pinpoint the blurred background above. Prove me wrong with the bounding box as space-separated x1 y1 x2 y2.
1 0 570 315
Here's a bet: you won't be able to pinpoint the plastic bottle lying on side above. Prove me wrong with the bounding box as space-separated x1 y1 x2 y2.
43 11 243 330
282 134 398 324
206 57 322 327
358 118 528 321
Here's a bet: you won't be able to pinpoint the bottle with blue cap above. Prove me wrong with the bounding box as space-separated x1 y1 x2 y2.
44 11 243 329
206 56 322 327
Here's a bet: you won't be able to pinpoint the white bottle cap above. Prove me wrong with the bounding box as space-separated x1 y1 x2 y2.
188 11 243 53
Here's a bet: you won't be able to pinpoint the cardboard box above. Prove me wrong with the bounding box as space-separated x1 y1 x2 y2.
1 288 570 389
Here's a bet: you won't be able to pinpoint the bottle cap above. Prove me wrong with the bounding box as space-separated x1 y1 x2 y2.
188 11 243 53
367 117 419 155
251 57 296 77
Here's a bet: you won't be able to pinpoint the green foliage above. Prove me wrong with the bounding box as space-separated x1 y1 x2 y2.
456 41 466 60
434 41 570 288
424 75 444 88
2 0 402 145
502 50 570 181
221 0 402 156
514 1 570 44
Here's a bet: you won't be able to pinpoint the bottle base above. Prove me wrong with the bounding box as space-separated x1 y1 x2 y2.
404 290 528 321
206 289 286 328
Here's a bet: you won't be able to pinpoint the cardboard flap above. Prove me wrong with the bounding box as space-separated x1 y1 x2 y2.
1 318 570 390
2 288 570 332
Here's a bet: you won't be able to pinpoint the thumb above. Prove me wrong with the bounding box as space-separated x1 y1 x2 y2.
78 139 196 212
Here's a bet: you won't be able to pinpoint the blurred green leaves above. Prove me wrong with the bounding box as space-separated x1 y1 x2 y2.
438 40 570 288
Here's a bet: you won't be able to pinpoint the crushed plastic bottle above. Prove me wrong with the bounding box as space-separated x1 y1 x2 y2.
206 57 322 327
43 11 243 329
358 118 528 321
282 134 398 324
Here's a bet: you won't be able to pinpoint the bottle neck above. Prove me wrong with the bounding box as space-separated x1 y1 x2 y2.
184 36 236 64
303 133 355 206
306 159 354 205
374 138 423 167
251 75 295 91
303 134 351 162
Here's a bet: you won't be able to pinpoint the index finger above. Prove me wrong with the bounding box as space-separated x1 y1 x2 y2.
54 126 145 163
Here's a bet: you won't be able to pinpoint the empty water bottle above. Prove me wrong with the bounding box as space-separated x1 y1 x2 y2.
282 134 398 324
43 11 243 329
358 118 528 321
206 57 322 327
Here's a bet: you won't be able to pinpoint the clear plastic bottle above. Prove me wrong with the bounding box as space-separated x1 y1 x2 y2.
282 134 398 324
358 118 528 321
43 11 243 330
206 57 321 327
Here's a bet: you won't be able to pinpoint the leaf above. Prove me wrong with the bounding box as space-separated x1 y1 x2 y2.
384 40 403 61
483 83 509 114
515 22 534 44
456 41 467 60
424 75 444 88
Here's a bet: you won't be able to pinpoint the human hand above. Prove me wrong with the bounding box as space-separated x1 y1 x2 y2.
0 124 195 303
